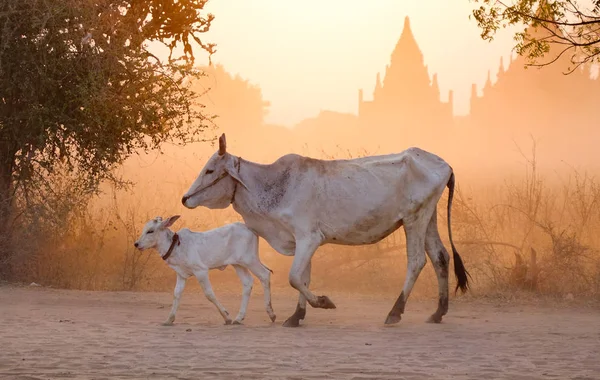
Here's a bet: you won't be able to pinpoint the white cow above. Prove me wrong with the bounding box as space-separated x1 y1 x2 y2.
182 134 470 327
134 215 276 326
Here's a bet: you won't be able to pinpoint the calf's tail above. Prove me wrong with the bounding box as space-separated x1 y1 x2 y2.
263 263 274 274
447 171 471 294
253 233 273 274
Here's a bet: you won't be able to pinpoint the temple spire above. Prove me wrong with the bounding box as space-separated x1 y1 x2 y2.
356 15 455 132
382 15 430 97
374 72 382 99
432 73 440 99
389 16 423 67
484 70 492 94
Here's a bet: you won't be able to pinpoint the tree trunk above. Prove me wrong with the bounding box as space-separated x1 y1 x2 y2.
0 142 16 277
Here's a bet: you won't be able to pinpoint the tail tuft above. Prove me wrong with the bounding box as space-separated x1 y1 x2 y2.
447 171 472 295
452 245 470 294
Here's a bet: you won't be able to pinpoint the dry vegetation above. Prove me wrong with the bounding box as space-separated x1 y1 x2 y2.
5 141 600 304
456 144 600 299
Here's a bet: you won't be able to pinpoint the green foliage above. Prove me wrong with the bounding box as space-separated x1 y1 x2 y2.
0 0 217 269
0 0 215 201
470 0 600 73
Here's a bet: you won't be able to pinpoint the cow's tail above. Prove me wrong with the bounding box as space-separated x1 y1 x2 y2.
447 171 471 294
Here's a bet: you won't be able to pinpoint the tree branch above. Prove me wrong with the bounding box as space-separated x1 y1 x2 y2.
499 0 599 27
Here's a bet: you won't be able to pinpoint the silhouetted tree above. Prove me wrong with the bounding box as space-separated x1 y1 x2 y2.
192 64 270 131
0 0 215 266
471 0 600 73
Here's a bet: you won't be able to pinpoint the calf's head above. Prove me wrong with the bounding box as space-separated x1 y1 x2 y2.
181 133 247 209
134 215 180 251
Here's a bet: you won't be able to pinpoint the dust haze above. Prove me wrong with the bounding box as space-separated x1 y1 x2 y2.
11 17 600 298
3 9 600 379
10 16 599 306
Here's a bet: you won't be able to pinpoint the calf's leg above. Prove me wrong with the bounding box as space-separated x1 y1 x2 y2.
194 270 232 325
246 261 277 323
163 273 187 326
232 265 254 324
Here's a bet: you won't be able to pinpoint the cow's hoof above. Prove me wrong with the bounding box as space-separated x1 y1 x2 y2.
232 320 243 325
384 314 401 325
282 316 300 328
317 295 336 309
224 319 232 325
426 314 443 324
269 314 277 323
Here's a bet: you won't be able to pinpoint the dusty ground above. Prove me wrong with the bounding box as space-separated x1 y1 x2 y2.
1 285 599 380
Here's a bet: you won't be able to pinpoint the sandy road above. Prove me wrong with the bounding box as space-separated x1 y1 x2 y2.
1 285 599 379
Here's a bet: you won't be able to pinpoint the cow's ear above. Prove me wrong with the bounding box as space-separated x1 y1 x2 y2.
225 158 248 190
226 167 248 190
218 133 227 156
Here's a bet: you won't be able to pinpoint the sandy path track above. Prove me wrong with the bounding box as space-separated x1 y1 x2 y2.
1 286 599 379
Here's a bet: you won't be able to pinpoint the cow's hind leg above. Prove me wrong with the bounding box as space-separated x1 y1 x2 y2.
282 261 310 328
424 212 450 323
385 213 430 325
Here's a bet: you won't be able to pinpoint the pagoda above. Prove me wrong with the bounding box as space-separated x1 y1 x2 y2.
468 1 599 137
357 16 454 141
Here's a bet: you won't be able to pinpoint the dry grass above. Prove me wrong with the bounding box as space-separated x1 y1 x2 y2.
5 142 600 303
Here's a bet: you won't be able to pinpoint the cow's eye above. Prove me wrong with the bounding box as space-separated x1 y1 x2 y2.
147 230 154 234
205 169 214 175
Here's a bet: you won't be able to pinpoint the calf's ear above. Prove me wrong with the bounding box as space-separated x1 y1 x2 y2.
160 215 181 229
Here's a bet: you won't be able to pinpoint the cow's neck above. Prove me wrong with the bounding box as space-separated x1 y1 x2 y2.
230 156 298 256
231 157 288 216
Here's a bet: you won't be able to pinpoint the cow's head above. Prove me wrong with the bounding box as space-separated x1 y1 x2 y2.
181 133 247 209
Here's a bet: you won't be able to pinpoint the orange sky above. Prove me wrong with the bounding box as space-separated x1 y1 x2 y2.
153 0 520 127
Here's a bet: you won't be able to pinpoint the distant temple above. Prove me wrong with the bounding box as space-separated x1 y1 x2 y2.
357 16 454 137
468 6 599 136
351 11 598 158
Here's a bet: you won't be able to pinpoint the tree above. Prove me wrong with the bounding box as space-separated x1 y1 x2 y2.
0 0 215 265
191 64 270 132
471 0 600 73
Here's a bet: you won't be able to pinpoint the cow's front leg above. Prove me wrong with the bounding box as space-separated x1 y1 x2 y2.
284 237 335 328
282 261 310 328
